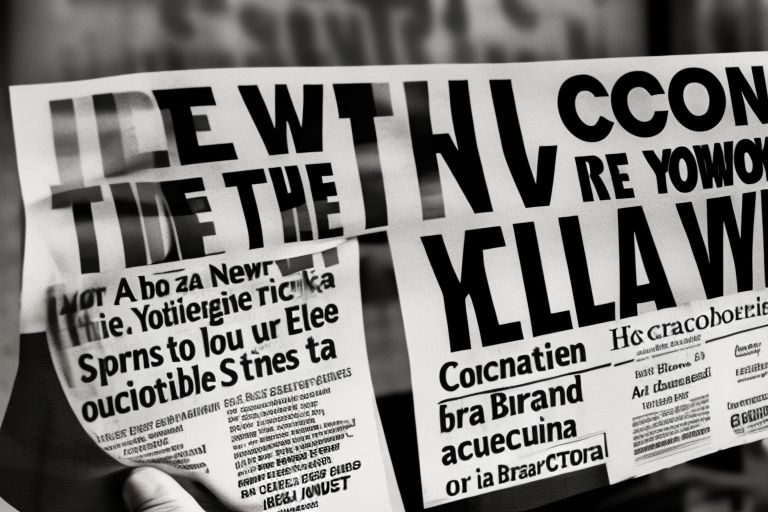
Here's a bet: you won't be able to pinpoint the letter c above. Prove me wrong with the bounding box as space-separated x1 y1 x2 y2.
558 74 613 142
439 361 459 392
611 71 668 137
546 454 559 472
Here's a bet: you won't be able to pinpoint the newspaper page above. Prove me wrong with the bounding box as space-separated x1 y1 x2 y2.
11 73 400 511
384 53 768 506
10 51 768 511
602 289 768 481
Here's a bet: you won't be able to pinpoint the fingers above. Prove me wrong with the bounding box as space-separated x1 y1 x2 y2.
123 467 205 512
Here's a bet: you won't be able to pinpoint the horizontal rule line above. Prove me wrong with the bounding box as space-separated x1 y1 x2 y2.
438 362 612 405
153 268 184 275
651 345 693 358
705 322 768 344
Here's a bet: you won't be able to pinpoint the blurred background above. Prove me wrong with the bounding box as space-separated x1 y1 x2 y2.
3 1 768 511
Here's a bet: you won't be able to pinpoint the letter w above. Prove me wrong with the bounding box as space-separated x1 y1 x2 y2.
239 84 323 155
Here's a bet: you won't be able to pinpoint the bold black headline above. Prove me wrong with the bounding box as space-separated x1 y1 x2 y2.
49 65 768 351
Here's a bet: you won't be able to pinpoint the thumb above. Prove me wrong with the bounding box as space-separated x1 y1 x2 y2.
123 467 205 512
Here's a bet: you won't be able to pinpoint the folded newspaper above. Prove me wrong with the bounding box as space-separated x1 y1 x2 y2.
5 52 768 510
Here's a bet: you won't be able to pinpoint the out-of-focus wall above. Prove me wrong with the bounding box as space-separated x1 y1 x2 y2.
10 0 647 84
671 0 768 54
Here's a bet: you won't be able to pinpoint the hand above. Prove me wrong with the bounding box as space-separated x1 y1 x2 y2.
123 467 205 512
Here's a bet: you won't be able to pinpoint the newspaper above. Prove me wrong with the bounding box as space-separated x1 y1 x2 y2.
385 54 768 505
8 52 768 510
11 73 402 511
